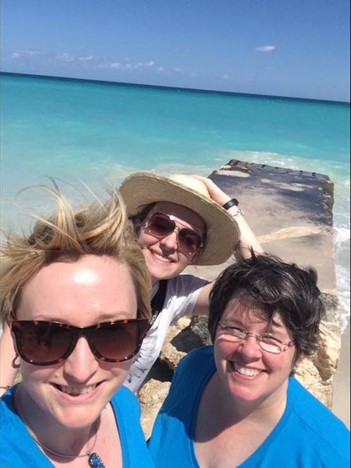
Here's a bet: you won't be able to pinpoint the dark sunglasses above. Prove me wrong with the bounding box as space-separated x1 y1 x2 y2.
11 319 149 366
144 212 204 257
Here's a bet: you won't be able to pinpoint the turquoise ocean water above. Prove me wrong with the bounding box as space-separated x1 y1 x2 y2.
1 73 350 328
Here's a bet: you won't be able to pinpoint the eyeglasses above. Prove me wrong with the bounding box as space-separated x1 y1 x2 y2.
218 322 294 354
144 212 204 257
11 319 149 366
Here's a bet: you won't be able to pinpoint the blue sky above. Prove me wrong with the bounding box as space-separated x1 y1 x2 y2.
1 0 350 101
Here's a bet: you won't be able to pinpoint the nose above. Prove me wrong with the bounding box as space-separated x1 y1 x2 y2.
159 229 179 251
238 334 262 359
63 337 99 382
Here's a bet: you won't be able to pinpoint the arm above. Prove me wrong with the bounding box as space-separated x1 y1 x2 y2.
191 175 263 316
192 175 263 258
0 324 18 396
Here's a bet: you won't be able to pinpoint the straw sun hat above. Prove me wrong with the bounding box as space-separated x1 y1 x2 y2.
119 172 240 265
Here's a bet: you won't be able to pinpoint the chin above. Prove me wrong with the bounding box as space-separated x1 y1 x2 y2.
148 264 178 281
53 405 103 429
224 378 262 402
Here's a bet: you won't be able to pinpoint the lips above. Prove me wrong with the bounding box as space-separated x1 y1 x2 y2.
149 249 175 263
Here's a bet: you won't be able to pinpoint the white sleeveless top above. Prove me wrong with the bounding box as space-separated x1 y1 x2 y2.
124 274 208 392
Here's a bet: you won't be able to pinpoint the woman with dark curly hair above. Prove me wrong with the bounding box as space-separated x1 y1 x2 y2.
148 253 350 467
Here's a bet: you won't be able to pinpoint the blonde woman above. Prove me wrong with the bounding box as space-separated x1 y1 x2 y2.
0 186 154 467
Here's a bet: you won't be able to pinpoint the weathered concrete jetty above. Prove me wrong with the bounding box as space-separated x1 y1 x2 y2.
139 160 347 437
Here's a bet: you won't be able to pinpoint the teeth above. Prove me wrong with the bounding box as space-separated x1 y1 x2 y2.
233 364 260 377
59 384 96 396
153 252 172 263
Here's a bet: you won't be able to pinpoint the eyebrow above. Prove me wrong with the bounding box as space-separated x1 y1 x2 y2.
224 317 286 335
28 311 135 323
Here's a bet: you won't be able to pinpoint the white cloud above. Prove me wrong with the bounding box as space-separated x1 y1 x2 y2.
13 49 47 57
9 49 162 76
255 45 276 53
105 59 156 72
221 74 229 80
56 53 75 62
78 55 93 62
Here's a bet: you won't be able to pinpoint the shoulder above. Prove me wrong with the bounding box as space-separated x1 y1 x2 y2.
1 389 51 466
110 387 154 467
149 347 214 465
178 345 215 371
170 346 215 394
111 385 140 413
288 377 350 462
167 274 209 295
1 387 21 429
289 376 348 432
163 275 209 321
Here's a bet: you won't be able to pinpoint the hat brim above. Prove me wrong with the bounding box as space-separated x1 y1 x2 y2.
119 172 240 265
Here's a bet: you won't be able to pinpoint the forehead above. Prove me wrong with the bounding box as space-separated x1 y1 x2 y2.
152 201 205 232
221 297 287 330
17 255 137 324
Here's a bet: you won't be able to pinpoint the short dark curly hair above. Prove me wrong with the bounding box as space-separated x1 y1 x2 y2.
208 252 325 356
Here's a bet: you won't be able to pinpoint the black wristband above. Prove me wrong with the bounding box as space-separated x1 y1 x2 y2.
222 198 239 210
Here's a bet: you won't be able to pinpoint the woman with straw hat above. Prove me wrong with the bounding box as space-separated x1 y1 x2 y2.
119 172 263 392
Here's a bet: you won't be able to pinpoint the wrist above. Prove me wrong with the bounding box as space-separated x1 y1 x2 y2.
222 198 239 211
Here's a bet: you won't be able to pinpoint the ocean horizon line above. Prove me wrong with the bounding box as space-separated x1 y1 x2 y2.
1 71 349 106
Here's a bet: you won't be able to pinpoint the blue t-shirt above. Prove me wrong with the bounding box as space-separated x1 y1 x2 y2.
0 384 154 467
148 346 350 467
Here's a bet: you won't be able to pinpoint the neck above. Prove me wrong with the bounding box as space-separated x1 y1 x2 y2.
15 384 97 457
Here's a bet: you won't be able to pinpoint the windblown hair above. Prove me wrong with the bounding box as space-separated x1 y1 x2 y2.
0 185 152 326
208 252 325 356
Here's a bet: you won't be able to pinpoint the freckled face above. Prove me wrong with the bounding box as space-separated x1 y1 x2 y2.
15 255 138 430
214 298 297 407
136 202 205 283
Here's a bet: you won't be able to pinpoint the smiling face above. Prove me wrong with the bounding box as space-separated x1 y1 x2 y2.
213 297 299 409
14 254 138 430
136 201 206 283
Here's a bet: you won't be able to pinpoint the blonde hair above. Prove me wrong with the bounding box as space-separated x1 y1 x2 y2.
0 185 151 326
